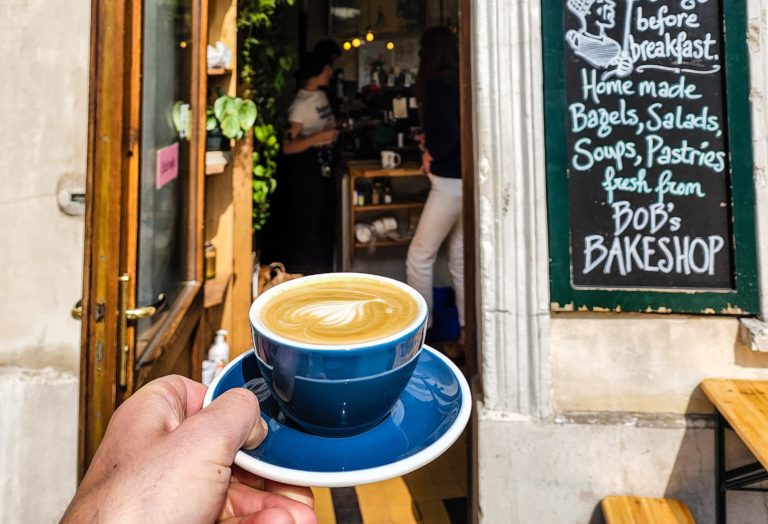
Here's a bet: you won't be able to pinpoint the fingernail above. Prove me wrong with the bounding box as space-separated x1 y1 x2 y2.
244 417 269 450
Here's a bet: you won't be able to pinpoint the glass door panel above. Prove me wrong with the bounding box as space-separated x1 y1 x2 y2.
137 0 193 345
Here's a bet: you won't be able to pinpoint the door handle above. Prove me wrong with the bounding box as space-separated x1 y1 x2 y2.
71 299 83 320
72 276 166 388
70 293 165 321
118 275 167 387
126 293 167 320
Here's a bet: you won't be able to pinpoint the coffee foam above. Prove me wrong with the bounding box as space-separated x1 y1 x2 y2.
259 276 420 345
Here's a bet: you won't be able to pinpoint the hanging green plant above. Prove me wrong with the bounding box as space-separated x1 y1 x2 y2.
238 0 297 231
251 122 281 230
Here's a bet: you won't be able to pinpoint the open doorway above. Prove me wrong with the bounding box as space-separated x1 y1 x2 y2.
251 1 478 522
258 0 474 362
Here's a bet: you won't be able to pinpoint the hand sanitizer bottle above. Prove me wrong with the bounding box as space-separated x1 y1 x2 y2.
208 329 230 376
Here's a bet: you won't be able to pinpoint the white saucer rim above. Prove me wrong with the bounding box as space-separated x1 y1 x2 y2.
203 345 471 488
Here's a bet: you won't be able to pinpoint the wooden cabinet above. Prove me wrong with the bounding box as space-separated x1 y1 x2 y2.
346 160 429 266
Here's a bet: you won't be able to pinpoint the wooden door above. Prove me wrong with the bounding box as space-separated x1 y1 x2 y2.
76 0 207 479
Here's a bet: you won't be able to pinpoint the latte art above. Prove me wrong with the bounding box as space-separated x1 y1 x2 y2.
289 298 387 327
261 277 419 345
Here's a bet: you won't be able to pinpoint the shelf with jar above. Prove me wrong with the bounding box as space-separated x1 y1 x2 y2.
346 160 430 265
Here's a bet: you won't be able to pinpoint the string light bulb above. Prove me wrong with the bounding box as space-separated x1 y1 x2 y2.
352 37 362 48
386 41 395 51
343 40 352 51
365 28 375 42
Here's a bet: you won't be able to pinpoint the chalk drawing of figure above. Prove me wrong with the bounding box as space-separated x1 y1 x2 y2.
566 0 634 79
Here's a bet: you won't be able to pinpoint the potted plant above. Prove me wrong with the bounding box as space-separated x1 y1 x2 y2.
206 94 258 151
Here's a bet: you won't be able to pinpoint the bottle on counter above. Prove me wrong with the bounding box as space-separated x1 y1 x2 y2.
204 241 216 280
387 68 396 87
355 181 367 206
208 329 230 375
372 182 383 205
384 184 393 204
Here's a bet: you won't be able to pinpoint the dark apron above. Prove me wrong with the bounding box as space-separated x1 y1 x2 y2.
261 147 337 275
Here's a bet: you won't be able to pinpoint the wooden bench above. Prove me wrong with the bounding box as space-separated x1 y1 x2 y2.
602 496 696 523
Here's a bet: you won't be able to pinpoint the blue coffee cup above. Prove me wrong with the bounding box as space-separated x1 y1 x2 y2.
249 273 428 437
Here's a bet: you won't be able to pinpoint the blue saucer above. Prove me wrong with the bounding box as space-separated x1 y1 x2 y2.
203 345 471 487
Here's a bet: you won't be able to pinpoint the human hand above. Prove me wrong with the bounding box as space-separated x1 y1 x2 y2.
614 52 633 77
421 150 432 174
316 128 339 144
61 375 316 524
603 52 633 80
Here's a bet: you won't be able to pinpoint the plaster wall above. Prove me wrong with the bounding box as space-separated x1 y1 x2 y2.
478 417 768 523
551 316 768 414
0 0 89 521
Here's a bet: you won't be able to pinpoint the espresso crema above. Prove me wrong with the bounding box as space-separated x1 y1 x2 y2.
260 277 419 345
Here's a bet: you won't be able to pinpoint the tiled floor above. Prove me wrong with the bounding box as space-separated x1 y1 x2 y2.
312 433 468 524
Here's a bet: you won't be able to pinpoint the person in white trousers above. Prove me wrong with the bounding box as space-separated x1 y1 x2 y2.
406 174 464 332
407 26 464 355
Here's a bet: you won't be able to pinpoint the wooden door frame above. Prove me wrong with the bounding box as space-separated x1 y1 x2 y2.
78 0 206 480
459 1 480 522
459 0 478 388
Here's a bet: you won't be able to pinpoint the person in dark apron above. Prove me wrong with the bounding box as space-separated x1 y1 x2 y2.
262 51 339 275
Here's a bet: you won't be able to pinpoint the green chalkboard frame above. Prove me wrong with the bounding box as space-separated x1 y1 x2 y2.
543 0 759 315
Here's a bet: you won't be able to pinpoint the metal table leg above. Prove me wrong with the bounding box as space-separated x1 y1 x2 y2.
715 412 726 524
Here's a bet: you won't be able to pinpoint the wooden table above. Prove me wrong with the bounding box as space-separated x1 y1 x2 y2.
701 379 768 523
601 496 695 524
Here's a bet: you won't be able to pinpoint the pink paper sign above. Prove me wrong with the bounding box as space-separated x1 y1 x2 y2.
156 142 179 189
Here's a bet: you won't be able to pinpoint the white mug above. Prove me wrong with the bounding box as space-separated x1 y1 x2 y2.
380 150 402 169
372 216 398 236
355 223 374 243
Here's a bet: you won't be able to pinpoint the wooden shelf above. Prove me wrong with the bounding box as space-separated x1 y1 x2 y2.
355 239 412 249
347 160 423 179
205 150 231 175
207 67 233 76
203 271 232 308
346 160 427 266
205 163 227 175
353 202 424 212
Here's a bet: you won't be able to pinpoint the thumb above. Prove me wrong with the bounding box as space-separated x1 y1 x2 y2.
177 387 269 464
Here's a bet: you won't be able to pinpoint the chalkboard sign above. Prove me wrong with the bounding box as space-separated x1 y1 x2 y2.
543 0 758 314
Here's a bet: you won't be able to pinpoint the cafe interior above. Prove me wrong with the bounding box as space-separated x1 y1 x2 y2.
255 0 465 348
268 0 458 290
245 1 470 522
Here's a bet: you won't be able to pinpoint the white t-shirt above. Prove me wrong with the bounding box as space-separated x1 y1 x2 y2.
288 89 336 139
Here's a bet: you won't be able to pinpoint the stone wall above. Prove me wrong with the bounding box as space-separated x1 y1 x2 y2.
0 0 89 521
